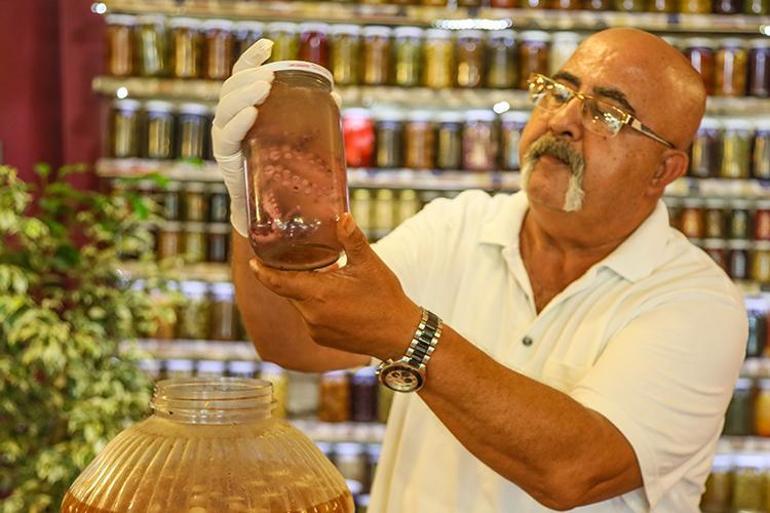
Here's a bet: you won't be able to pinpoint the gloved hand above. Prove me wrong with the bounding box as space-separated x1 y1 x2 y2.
212 39 342 238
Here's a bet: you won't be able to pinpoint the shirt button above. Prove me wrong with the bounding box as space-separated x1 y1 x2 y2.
522 336 533 347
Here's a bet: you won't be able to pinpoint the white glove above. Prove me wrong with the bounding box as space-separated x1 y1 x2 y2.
212 39 342 238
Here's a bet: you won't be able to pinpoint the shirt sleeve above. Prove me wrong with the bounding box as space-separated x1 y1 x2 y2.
570 293 747 509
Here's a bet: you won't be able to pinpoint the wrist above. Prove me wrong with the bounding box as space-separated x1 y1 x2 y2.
374 303 423 362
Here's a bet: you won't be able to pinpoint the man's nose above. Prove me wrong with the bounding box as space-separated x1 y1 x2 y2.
546 96 584 143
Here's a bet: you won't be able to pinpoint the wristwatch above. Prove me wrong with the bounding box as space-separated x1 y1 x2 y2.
376 308 443 393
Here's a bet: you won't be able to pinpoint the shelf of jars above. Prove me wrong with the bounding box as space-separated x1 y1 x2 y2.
102 0 770 34
118 260 231 282
93 75 770 115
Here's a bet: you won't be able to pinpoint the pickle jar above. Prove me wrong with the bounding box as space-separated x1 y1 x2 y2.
436 111 464 170
752 240 770 283
318 370 351 423
456 30 485 88
207 223 230 263
343 108 376 168
183 182 208 222
397 189 421 224
177 103 209 160
728 239 750 280
208 182 230 223
234 21 264 59
501 111 529 171
423 29 455 89
755 378 770 436
362 26 392 86
713 0 743 14
701 454 733 513
267 22 300 62
404 111 436 170
720 119 753 179
549 32 581 76
724 378 755 435
169 17 202 79
731 453 767 512
298 22 330 69
105 14 137 77
159 182 182 221
755 200 770 240
373 189 396 235
144 100 174 160
486 30 517 89
680 198 705 239
679 0 712 13
715 39 748 97
111 99 141 158
184 222 207 264
689 117 722 178
350 189 373 235
201 19 235 81
749 38 770 98
136 14 168 77
242 61 349 271
754 120 770 179
728 199 752 240
704 199 727 239
463 110 498 172
518 31 551 90
744 0 770 14
209 282 237 341
177 280 210 340
374 109 405 169
330 25 361 86
393 27 424 88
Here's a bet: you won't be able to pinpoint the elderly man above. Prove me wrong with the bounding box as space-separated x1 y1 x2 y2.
213 27 747 512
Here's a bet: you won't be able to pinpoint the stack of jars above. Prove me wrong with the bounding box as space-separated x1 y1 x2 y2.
350 188 423 240
317 368 395 425
701 453 770 513
681 38 770 98
316 441 382 509
110 100 214 161
342 108 529 171
688 118 770 179
319 0 770 12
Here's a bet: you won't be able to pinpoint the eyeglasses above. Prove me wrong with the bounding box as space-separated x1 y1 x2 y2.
527 73 675 149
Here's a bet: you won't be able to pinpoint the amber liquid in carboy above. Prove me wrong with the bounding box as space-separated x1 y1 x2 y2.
61 491 355 513
243 70 349 270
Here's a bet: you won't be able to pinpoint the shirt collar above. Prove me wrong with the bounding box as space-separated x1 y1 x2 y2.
478 191 670 283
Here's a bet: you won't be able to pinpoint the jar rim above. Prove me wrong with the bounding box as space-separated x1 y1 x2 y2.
168 17 203 29
105 14 138 25
266 21 298 33
394 26 425 38
202 19 235 31
457 29 485 39
299 22 331 33
520 30 551 42
362 25 393 37
259 60 334 87
331 24 362 36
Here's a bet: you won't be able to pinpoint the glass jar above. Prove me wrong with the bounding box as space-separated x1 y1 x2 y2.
374 110 404 169
299 22 330 69
679 0 712 12
701 454 733 513
330 25 361 86
208 183 229 223
501 111 529 171
207 223 230 263
404 111 436 170
397 189 421 224
64 379 355 512
177 280 210 339
184 222 207 264
350 189 373 235
393 27 424 88
486 30 517 89
160 181 182 221
111 99 141 158
689 117 722 178
267 22 299 62
724 377 754 436
704 199 727 239
728 239 750 280
683 39 716 96
721 119 753 179
436 111 464 170
702 239 728 271
423 29 455 89
583 0 612 9
754 120 770 179
144 101 175 160
732 453 767 512
518 31 551 90
136 15 168 77
756 378 770 436
243 61 348 271
335 443 368 491
680 198 705 239
649 0 677 12
287 371 320 418
362 26 392 86
343 108 375 168
456 30 485 89
234 21 264 59
744 0 770 13
209 282 237 341
752 240 770 283
614 0 646 12
749 39 770 98
729 199 752 240
755 200 770 240
463 110 498 171
201 19 234 81
260 362 289 418
714 0 743 14
169 17 202 79
105 14 137 77
177 103 209 160
716 40 749 97
373 189 396 234
318 370 351 423
351 367 379 423
549 32 580 76
183 182 208 222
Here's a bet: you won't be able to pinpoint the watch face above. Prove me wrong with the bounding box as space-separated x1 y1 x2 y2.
381 363 424 392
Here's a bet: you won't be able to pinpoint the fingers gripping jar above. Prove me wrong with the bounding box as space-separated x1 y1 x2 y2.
242 61 349 271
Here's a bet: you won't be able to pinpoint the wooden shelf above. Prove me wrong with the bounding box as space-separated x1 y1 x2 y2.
102 0 770 35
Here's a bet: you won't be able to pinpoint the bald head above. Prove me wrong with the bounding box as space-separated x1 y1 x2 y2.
566 28 706 149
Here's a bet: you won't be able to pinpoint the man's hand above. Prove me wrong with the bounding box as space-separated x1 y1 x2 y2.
249 213 422 361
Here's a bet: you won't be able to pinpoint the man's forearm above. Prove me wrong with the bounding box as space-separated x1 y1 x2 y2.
417 325 642 510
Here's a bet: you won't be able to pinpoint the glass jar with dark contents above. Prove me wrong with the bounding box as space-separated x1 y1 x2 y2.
136 14 168 77
404 111 436 170
105 14 137 77
374 110 405 169
351 367 379 422
184 182 208 222
436 111 464 170
518 32 550 90
209 282 237 341
207 223 230 263
362 26 392 86
234 21 264 59
749 39 770 98
177 103 210 160
728 239 751 280
744 0 769 14
680 198 705 239
463 110 498 172
393 27 424 88
202 19 235 81
169 17 202 79
683 38 717 96
111 99 141 158
754 200 770 241
208 182 230 223
713 0 743 15
298 23 330 69
689 117 721 178
486 30 517 90
330 25 361 86
456 30 485 88
144 101 175 160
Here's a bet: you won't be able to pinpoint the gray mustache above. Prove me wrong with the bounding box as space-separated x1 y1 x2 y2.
524 135 585 176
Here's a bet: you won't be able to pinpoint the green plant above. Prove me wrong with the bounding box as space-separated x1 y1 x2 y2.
0 164 174 513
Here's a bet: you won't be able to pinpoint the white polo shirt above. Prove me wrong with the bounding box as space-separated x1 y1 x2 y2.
369 190 747 513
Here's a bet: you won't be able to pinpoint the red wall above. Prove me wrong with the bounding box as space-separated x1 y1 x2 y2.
0 0 105 185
